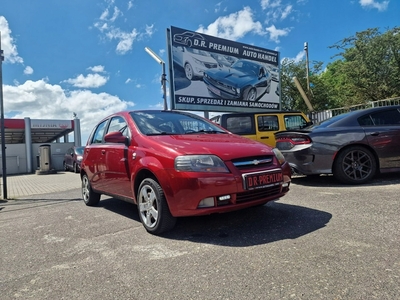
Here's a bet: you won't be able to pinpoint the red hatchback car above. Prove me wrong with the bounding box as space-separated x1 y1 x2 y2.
81 110 291 234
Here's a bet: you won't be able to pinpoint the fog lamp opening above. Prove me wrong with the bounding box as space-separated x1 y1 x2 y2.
198 197 215 208
282 182 289 188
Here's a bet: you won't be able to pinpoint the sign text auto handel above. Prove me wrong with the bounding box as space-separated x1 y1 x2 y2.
177 96 279 109
170 26 278 65
191 41 277 64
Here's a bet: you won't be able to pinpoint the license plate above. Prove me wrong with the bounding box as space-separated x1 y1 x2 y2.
243 171 283 190
208 85 221 96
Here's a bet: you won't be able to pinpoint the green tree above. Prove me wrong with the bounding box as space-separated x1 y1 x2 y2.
329 27 400 103
280 58 336 112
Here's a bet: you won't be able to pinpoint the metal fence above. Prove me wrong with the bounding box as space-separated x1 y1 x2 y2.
310 97 400 123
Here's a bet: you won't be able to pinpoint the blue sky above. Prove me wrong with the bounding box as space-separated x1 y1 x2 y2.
0 0 398 143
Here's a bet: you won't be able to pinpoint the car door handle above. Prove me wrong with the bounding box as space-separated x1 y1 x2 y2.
260 136 270 139
370 132 380 136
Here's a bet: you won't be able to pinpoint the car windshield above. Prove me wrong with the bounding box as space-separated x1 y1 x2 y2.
130 111 227 135
231 60 259 76
186 48 210 57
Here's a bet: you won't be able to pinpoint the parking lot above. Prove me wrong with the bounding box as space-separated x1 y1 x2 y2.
1 173 399 299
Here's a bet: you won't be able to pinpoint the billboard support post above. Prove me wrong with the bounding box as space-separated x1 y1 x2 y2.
0 32 8 199
144 47 168 110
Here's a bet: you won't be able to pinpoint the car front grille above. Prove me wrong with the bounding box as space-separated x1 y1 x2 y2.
205 76 236 95
205 63 218 69
232 156 274 171
235 185 282 203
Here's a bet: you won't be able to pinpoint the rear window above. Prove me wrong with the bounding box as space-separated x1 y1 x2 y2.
284 115 309 130
226 116 253 134
257 115 279 131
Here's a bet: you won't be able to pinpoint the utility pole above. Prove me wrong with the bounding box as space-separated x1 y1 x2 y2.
304 42 311 94
0 32 8 199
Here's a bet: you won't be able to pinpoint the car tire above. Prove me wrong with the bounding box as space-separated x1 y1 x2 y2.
184 63 194 80
333 146 377 184
266 82 271 94
73 163 78 173
137 178 176 235
63 161 68 171
82 174 101 206
245 88 257 101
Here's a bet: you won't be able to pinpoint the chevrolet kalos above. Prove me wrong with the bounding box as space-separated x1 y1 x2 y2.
81 110 291 234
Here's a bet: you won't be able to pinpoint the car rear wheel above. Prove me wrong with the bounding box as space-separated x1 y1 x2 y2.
184 63 194 80
245 88 257 101
82 174 100 206
73 163 79 173
333 146 376 184
63 161 68 171
137 178 176 234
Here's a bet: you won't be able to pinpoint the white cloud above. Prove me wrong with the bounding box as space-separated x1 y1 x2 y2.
94 3 152 55
64 73 109 88
88 65 105 73
0 16 23 64
24 66 34 75
265 25 291 43
109 6 122 22
294 51 305 63
281 5 293 20
197 7 263 40
261 0 282 10
145 24 155 37
3 79 133 141
100 8 109 20
359 0 389 11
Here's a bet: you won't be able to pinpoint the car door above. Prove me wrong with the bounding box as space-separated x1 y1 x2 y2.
65 148 73 169
84 119 109 191
255 114 279 147
362 108 400 169
102 116 132 198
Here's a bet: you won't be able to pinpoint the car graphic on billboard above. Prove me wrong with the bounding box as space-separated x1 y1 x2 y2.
172 46 218 80
203 59 272 101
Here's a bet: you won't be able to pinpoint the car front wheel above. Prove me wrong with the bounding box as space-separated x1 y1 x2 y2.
333 146 376 184
137 178 176 234
245 88 257 101
63 161 68 171
82 174 100 206
184 63 194 80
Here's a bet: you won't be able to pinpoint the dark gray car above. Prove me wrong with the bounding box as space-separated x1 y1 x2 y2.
275 105 400 184
63 146 84 173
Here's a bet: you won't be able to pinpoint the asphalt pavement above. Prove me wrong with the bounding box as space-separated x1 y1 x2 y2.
0 173 399 299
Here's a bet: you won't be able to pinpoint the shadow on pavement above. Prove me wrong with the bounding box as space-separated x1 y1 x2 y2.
99 198 332 247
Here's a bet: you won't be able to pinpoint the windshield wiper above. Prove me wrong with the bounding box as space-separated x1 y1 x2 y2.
185 130 227 134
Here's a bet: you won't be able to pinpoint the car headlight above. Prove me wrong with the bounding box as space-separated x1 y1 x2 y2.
175 155 229 173
272 148 286 165
193 57 205 67
77 155 83 162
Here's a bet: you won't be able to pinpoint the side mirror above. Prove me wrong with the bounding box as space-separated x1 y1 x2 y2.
104 131 128 145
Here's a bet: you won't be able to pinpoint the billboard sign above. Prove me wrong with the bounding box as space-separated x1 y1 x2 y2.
167 26 280 113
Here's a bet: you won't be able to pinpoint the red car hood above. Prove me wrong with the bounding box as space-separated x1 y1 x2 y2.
146 133 273 160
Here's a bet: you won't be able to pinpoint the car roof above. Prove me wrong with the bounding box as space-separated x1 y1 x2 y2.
317 105 400 128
